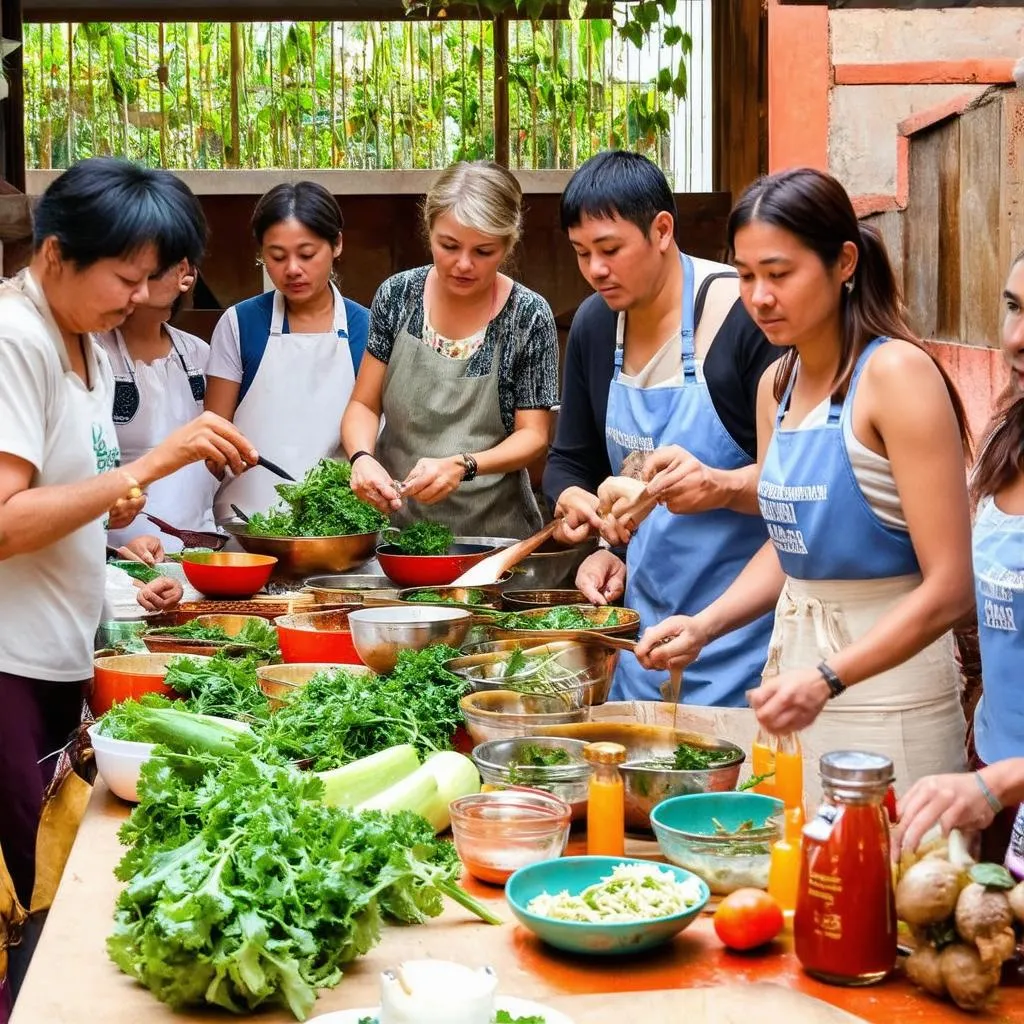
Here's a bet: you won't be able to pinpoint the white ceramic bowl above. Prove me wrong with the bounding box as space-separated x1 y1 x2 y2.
347 605 473 673
88 717 251 803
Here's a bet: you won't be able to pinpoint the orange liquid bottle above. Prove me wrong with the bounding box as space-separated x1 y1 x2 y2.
751 730 777 799
774 733 804 811
794 751 897 987
768 805 805 920
583 742 627 857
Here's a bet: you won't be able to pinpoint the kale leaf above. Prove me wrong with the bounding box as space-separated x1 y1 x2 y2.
389 521 455 556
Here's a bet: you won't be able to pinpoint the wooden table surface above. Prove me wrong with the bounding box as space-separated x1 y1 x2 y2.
11 782 1024 1024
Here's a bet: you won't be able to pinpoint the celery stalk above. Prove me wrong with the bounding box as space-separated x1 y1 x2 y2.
317 744 421 808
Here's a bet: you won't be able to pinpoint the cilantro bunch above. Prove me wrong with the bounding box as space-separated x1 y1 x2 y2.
110 752 498 1020
246 458 387 538
388 521 455 556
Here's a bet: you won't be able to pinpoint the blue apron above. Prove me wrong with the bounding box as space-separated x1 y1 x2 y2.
758 337 919 581
604 254 773 704
972 496 1024 764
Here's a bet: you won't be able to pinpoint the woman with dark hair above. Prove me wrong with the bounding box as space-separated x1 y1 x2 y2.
0 158 255 923
895 250 1024 861
98 179 215 554
636 167 973 801
206 181 369 521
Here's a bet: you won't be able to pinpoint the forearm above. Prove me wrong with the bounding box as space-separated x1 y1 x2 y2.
472 425 548 476
0 462 150 559
697 541 786 640
341 401 382 459
982 759 1024 809
709 463 761 515
827 575 973 687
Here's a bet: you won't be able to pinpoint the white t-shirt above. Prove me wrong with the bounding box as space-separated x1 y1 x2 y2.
206 306 245 382
0 269 121 681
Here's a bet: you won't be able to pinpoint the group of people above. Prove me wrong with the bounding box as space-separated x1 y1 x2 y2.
0 148 1022 973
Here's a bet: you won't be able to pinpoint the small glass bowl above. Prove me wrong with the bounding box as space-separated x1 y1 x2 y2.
459 690 589 746
449 788 572 886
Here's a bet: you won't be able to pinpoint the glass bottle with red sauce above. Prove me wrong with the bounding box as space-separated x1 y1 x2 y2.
794 750 896 986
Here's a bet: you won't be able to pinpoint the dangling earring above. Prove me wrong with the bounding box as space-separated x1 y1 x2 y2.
844 277 855 295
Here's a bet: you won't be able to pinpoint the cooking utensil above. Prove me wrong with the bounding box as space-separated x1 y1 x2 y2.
347 605 474 673
460 535 599 591
255 454 296 482
451 520 561 586
223 524 379 579
662 667 684 729
230 504 250 524
142 513 229 550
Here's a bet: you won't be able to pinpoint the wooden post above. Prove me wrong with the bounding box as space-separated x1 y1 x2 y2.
2 0 26 190
493 13 509 167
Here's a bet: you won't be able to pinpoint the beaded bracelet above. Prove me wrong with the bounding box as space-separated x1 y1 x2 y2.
976 771 1004 814
119 471 143 501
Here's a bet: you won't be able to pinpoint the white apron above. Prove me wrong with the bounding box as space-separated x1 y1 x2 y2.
214 285 354 523
106 326 215 551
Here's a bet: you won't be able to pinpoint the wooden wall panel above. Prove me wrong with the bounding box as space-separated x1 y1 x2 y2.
903 129 943 338
934 119 960 341
1000 90 1024 289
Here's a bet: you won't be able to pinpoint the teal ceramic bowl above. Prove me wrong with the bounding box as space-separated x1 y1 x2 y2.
505 855 709 955
649 792 784 895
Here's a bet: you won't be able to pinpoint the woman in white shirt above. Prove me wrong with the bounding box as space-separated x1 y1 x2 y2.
99 209 217 552
0 158 256 937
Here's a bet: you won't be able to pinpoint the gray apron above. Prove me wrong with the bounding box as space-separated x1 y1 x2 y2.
375 310 541 538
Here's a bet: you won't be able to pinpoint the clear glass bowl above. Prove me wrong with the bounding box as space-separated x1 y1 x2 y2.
459 690 589 746
449 788 572 885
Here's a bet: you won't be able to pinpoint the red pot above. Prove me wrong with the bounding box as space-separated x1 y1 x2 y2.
275 608 363 665
181 552 277 598
375 543 497 588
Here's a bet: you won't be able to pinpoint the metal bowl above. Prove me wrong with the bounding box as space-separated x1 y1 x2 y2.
447 638 616 708
223 525 379 579
398 583 505 609
459 689 589 746
347 605 473 673
303 574 400 604
256 661 374 708
460 537 599 592
471 736 592 821
492 604 641 641
142 613 268 657
501 589 590 611
531 721 744 833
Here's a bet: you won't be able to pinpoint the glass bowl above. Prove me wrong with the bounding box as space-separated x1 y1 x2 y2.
449 788 572 885
459 690 589 746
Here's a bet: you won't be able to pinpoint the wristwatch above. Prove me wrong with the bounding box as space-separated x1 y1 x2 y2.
817 661 847 700
459 453 478 482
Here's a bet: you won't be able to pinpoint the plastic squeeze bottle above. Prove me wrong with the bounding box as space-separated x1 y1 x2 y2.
583 741 627 857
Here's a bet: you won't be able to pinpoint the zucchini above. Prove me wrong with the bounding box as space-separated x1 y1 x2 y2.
317 745 420 808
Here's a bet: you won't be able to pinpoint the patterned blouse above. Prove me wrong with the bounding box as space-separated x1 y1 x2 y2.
366 265 559 433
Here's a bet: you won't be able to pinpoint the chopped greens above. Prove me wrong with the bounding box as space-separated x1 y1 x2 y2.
405 588 487 606
495 1013 546 1024
389 521 455 556
260 645 468 771
496 606 620 631
710 817 772 856
507 744 573 785
147 618 280 660
246 458 388 538
634 741 736 772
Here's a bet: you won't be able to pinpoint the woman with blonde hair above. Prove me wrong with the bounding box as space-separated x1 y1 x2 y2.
342 161 559 537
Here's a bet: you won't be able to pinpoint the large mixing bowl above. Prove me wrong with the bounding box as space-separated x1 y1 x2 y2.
223 524 379 579
461 536 598 592
347 605 473 673
275 608 362 665
492 604 640 642
256 661 374 708
532 721 744 833
375 541 499 588
303 574 400 604
501 589 589 611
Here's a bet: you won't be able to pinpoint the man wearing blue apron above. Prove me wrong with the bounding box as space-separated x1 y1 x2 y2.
544 150 779 704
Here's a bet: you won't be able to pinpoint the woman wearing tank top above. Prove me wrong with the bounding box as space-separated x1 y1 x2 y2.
635 168 973 805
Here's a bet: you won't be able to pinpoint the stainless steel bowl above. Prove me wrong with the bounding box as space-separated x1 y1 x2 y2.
347 605 473 673
460 690 589 746
304 574 400 604
471 736 592 821
459 536 599 592
491 604 641 641
398 583 506 609
447 638 616 707
532 721 744 833
501 589 589 611
223 525 380 579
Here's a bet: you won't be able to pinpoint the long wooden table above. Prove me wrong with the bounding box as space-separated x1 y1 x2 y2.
12 781 1024 1024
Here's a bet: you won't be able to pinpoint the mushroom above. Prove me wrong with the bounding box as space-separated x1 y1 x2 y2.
904 945 946 998
940 944 1001 1011
896 858 965 927
955 882 1017 969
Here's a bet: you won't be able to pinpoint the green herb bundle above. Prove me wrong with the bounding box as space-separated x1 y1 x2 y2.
148 618 280 661
389 521 454 556
246 459 388 538
163 653 272 723
636 741 736 772
496 606 620 631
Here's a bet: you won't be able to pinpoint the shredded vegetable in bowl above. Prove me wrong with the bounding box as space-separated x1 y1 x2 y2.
526 863 703 923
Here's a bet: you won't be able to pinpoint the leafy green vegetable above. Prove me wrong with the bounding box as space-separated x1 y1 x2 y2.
507 744 573 785
495 1012 546 1024
738 770 774 792
148 618 280 660
389 521 455 556
98 702 257 758
504 646 527 677
634 742 735 772
970 862 1016 890
260 646 467 771
496 606 620 631
109 559 161 584
405 588 486 606
165 547 215 562
164 653 272 723
109 750 499 1020
246 459 388 538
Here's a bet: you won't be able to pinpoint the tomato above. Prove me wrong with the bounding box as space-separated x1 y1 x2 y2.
713 888 784 951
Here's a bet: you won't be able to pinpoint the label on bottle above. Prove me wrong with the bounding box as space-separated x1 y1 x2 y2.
1005 805 1024 880
803 803 840 843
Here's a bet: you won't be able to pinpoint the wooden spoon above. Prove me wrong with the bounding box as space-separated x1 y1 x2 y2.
451 519 562 586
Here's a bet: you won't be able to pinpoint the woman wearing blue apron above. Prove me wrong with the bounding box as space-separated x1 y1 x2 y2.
205 182 368 522
605 251 774 704
892 251 1024 865
638 168 974 805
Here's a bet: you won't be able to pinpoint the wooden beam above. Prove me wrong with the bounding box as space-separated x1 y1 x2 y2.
493 13 509 168
1 0 25 191
834 59 1016 86
23 0 612 22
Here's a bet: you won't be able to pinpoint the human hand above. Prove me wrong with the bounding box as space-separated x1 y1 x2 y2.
748 667 831 734
643 445 725 514
893 772 998 860
575 549 626 605
107 492 146 530
139 412 258 482
596 475 655 544
135 576 183 612
635 615 710 671
350 454 403 513
552 486 603 544
401 457 465 505
117 534 165 566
